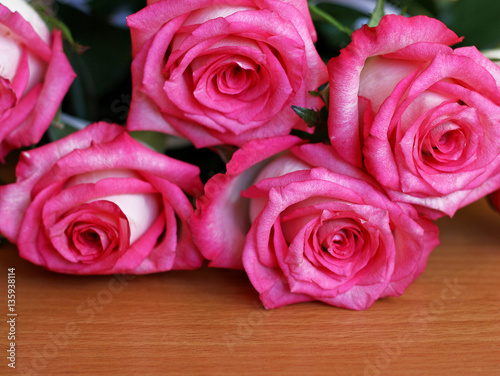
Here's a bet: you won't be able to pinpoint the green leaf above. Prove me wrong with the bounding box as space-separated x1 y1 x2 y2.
292 106 327 129
308 82 330 106
368 0 385 27
290 105 330 145
31 2 87 51
129 131 171 153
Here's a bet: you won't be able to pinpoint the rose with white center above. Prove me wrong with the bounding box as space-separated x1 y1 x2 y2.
0 122 204 274
0 0 75 160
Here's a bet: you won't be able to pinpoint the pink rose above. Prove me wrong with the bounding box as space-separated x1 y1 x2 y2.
0 122 204 274
328 15 500 219
190 138 439 309
0 0 75 160
126 0 328 147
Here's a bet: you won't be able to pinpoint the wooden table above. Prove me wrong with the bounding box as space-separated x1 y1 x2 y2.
1 155 500 376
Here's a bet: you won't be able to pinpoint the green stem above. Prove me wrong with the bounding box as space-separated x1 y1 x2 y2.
308 4 352 36
368 0 385 27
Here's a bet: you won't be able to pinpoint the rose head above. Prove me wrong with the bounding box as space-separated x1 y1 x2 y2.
190 138 439 309
126 0 328 147
0 122 204 274
243 143 439 310
328 15 500 219
0 0 75 160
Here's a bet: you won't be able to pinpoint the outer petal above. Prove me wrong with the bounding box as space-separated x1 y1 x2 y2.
188 135 302 269
142 172 204 271
32 130 203 198
243 213 313 309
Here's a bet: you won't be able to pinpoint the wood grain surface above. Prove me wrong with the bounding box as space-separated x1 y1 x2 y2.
1 156 500 376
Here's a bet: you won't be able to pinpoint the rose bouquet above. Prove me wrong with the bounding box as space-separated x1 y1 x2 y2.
1 0 499 310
